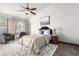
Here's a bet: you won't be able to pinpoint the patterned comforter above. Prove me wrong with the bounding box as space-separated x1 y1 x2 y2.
19 34 49 54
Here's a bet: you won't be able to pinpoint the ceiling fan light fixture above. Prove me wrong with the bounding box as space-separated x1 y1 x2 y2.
25 10 30 14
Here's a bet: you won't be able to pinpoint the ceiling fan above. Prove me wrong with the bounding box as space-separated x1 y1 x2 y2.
18 3 37 15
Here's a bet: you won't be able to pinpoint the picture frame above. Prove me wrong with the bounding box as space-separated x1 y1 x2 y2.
40 16 50 25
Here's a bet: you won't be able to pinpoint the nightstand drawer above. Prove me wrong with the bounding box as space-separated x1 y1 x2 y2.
51 36 59 44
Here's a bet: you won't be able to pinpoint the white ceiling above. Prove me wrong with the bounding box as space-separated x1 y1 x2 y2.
0 3 51 19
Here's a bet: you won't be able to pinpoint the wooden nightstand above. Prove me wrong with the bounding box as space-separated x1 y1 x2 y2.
50 36 59 44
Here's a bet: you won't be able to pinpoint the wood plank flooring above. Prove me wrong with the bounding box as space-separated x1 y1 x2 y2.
53 42 79 56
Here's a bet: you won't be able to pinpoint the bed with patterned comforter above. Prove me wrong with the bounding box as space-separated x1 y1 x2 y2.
19 34 49 54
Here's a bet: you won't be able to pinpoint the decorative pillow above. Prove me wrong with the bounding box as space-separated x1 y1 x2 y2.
43 30 50 35
43 30 52 42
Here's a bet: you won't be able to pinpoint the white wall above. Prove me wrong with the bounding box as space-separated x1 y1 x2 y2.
30 3 79 45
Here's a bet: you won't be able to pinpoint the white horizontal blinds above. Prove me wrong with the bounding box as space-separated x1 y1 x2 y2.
16 19 25 33
0 17 7 26
0 16 7 34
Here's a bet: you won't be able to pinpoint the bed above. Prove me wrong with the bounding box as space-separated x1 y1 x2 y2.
18 26 52 55
19 34 49 54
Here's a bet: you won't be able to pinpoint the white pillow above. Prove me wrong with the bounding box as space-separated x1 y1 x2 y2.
44 30 50 35
43 30 51 42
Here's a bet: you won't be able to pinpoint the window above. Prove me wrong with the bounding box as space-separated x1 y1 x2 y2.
0 16 8 34
16 19 25 33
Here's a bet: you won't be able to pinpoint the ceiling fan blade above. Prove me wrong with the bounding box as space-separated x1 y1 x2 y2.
31 8 36 10
20 5 26 9
30 11 36 15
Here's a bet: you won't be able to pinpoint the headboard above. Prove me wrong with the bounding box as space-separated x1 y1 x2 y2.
39 26 52 35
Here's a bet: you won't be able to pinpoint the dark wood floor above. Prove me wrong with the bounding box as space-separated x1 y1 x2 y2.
53 42 79 56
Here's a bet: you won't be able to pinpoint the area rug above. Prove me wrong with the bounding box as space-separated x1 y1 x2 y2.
38 43 58 56
0 41 58 56
6 40 58 56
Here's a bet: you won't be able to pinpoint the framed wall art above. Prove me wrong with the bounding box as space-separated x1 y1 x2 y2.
40 16 50 25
